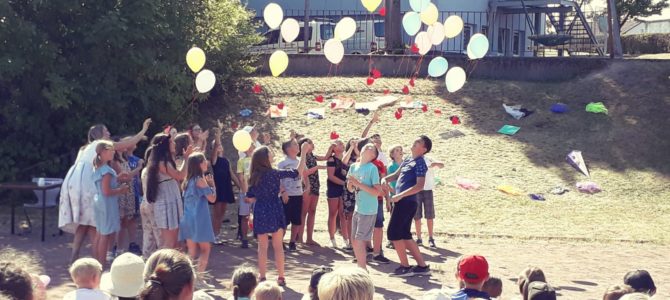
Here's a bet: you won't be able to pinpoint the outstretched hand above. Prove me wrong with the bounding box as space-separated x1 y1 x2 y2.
142 118 152 132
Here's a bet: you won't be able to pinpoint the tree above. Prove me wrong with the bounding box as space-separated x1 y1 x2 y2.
617 0 669 28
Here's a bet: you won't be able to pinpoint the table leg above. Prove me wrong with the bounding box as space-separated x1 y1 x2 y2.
42 189 46 242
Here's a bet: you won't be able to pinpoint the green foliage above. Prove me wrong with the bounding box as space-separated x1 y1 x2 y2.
616 0 670 27
621 33 670 53
0 0 261 182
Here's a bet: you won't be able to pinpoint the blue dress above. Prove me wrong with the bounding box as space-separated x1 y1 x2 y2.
247 169 299 235
212 156 235 203
93 164 121 235
179 177 215 243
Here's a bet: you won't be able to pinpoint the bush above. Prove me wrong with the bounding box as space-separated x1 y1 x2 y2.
621 33 670 54
0 0 261 182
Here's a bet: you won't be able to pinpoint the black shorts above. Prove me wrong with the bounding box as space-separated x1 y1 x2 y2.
283 196 303 226
387 197 418 241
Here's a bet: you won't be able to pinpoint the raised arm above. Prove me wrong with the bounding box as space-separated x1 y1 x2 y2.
162 145 193 181
114 118 151 151
342 140 356 166
360 111 380 138
210 128 222 165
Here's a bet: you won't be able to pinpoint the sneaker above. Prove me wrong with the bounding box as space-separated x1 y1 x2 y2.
277 277 286 287
214 237 225 245
288 242 297 252
330 238 338 248
386 241 395 249
241 240 249 249
416 238 423 246
372 254 391 264
390 266 414 277
411 265 431 276
428 238 436 248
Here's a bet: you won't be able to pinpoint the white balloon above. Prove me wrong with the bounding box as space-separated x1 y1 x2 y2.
467 33 489 59
195 69 216 93
415 31 432 56
335 17 357 40
280 18 300 43
324 39 344 64
445 67 466 93
402 11 422 36
263 3 283 29
232 130 253 152
444 15 464 38
427 23 445 45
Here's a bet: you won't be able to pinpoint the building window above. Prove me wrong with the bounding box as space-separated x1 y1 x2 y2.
482 26 489 36
463 25 473 49
498 28 509 54
513 30 525 56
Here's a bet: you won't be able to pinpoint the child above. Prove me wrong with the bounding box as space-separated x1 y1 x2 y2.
277 139 305 252
318 267 375 300
210 127 240 244
340 139 360 251
254 281 283 300
232 264 258 300
326 140 349 249
112 137 144 257
346 143 383 270
93 141 130 266
237 143 256 249
482 277 503 299
304 267 333 300
100 253 146 299
65 258 111 300
124 136 145 256
297 138 331 246
385 145 403 250
246 145 307 286
414 154 444 248
178 152 217 289
623 270 656 297
451 255 490 300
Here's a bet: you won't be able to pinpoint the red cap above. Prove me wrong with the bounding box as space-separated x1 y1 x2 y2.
458 255 489 284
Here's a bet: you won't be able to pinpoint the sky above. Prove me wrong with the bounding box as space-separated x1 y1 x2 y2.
590 0 669 21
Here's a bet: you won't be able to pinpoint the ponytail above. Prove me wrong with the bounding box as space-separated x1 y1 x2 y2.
92 141 114 170
139 262 193 300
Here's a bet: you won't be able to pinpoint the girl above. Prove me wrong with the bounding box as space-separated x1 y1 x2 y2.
178 152 216 289
232 264 259 300
210 127 240 244
60 119 150 263
174 133 193 171
245 145 307 286
188 124 208 152
140 250 195 300
92 141 130 266
112 137 144 256
385 145 403 249
340 138 360 251
325 140 351 249
297 138 331 246
145 133 192 249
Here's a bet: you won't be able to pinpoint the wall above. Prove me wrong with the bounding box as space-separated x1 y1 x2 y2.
254 53 613 81
624 20 670 35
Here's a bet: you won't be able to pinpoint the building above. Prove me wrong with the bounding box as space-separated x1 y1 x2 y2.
244 0 602 57
622 18 670 35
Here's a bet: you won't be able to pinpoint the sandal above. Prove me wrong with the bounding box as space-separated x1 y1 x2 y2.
277 277 286 287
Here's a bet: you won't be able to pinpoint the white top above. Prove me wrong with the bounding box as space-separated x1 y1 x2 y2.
63 289 112 300
423 156 436 191
376 150 390 166
238 140 263 159
278 157 303 196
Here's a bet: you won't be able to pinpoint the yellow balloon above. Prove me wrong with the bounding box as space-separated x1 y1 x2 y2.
269 50 289 77
186 47 206 73
232 130 253 152
420 3 438 26
361 0 382 12
444 15 464 38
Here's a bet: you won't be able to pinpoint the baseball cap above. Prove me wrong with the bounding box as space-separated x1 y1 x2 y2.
243 125 255 133
527 281 557 300
458 255 489 284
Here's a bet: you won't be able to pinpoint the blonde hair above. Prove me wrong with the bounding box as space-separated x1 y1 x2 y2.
317 267 374 300
93 141 114 169
69 258 102 286
253 281 281 300
388 144 402 160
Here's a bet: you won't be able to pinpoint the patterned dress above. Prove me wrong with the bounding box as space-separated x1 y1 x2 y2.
59 141 102 234
304 153 320 196
247 169 300 234
117 159 137 218
152 172 183 230
342 154 358 214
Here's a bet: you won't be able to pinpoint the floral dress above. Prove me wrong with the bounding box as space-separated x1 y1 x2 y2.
304 153 320 196
117 159 137 219
247 169 300 234
59 141 102 234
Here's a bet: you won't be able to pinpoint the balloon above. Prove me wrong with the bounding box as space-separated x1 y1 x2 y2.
445 67 466 93
269 50 289 77
195 69 216 93
420 3 439 26
467 33 489 59
185 47 206 73
263 3 283 29
280 18 300 43
335 17 357 40
409 0 430 12
415 31 432 55
444 15 464 38
427 23 445 45
232 130 253 152
402 12 421 36
428 57 448 77
361 0 382 13
324 39 344 64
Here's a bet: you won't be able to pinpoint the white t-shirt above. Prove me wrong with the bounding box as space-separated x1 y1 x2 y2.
376 149 390 166
277 157 303 196
63 289 112 300
423 156 436 191
238 140 263 159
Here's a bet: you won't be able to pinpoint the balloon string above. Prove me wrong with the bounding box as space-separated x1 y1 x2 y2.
171 86 198 127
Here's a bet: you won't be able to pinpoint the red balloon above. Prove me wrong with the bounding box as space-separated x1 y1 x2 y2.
402 85 410 94
411 44 419 54
379 7 387 16
330 102 337 109
409 78 415 87
434 108 442 115
395 110 403 120
315 95 324 103
421 104 428 112
383 89 390 95
277 102 285 110
371 68 382 79
330 131 340 140
367 77 375 86
252 84 262 94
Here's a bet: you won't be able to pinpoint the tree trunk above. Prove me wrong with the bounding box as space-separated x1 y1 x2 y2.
303 0 310 53
607 0 623 58
384 0 403 53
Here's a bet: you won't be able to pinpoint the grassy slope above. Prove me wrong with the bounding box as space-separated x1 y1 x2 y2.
201 60 670 244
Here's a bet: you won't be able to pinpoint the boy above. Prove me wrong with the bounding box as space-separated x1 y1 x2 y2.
237 143 256 249
382 135 432 277
414 155 444 248
277 139 304 252
451 255 491 300
347 143 383 270
65 257 111 300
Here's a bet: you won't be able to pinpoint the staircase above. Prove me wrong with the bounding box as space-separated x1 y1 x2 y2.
543 2 605 56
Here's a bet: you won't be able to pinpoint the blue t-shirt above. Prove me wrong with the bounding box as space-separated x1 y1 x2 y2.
348 162 380 215
395 156 428 201
451 288 491 300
